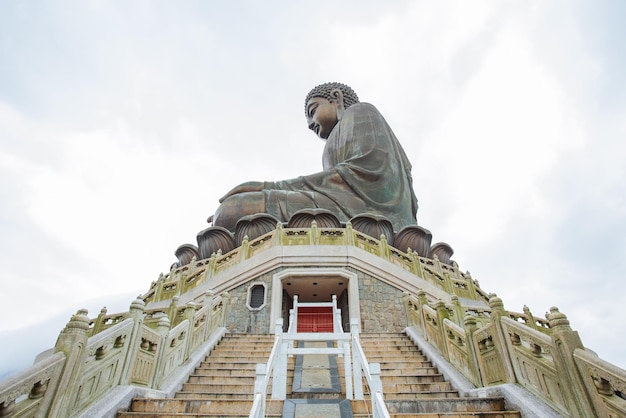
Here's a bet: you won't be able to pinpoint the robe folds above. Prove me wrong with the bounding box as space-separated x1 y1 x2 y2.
264 102 418 232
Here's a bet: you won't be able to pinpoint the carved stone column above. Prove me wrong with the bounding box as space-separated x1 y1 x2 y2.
48 309 91 417
547 307 597 417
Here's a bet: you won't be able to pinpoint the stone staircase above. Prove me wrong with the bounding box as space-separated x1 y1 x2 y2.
117 333 285 418
117 332 522 417
354 332 521 417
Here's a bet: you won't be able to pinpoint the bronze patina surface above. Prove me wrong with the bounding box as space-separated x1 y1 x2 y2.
212 82 418 232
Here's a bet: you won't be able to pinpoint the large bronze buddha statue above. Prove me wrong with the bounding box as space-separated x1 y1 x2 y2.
211 82 418 233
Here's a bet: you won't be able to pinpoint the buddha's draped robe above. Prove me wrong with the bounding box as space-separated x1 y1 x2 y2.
264 102 418 232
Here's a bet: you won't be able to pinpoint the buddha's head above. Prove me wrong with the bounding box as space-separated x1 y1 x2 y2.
304 82 359 139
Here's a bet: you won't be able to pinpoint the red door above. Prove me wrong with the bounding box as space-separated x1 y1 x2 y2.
297 307 333 332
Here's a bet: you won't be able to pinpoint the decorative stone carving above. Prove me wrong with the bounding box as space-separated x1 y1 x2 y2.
430 242 454 265
196 226 236 259
234 213 280 246
349 213 394 242
392 225 432 257
174 244 200 266
287 208 341 229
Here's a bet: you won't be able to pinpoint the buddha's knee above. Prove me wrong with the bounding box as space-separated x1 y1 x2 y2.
212 192 265 232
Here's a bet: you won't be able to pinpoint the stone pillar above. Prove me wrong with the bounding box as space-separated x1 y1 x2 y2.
92 306 108 335
48 309 91 417
120 297 146 385
203 290 215 338
463 315 483 386
416 291 428 334
220 292 231 328
152 316 171 388
167 296 179 325
488 295 516 383
434 300 450 359
547 307 597 417
183 301 197 360
451 296 464 326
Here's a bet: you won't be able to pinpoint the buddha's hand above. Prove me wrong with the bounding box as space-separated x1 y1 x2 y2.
219 181 266 203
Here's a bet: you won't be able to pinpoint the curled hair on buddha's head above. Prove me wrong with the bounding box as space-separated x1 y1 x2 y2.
304 82 360 114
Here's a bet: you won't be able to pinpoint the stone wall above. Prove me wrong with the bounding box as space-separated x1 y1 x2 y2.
223 271 275 333
354 268 407 333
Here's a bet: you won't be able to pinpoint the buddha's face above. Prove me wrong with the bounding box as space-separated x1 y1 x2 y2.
305 97 340 140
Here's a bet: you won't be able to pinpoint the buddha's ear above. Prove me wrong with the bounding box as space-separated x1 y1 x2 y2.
330 89 345 120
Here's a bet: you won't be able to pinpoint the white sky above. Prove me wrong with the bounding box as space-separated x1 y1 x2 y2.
1 0 625 378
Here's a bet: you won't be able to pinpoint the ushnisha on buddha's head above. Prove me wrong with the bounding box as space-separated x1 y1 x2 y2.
304 82 359 139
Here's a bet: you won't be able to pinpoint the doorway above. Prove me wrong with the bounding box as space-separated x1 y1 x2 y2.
270 268 361 334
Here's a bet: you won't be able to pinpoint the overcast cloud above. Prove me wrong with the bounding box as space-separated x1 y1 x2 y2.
1 0 625 378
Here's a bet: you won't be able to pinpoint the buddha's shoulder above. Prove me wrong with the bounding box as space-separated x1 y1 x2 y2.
347 102 377 112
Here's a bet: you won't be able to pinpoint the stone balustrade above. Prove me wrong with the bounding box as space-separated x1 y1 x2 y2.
405 293 626 418
145 223 482 306
0 294 226 418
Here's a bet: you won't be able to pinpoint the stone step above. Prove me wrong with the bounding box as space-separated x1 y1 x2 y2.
118 413 276 418
382 381 455 393
361 346 423 353
200 351 271 358
375 366 442 376
377 360 436 369
366 354 430 362
180 382 264 394
197 361 271 369
187 376 256 385
189 368 258 377
388 413 521 418
379 374 446 384
351 397 516 415
124 398 283 415
360 339 420 345
383 391 460 400
187 374 294 384
207 345 274 351
174 393 259 401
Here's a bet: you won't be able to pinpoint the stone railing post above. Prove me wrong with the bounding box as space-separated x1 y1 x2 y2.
183 301 197 360
416 291 428 333
451 296 464 326
523 305 538 330
274 222 285 246
153 273 165 302
240 235 250 260
346 221 355 247
310 220 319 245
203 290 215 338
152 316 171 388
378 234 390 260
434 300 450 359
464 271 480 300
488 295 516 383
48 309 91 417
220 292 230 328
463 315 483 386
410 250 425 278
547 307 597 417
167 296 179 326
119 297 146 385
92 306 108 335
